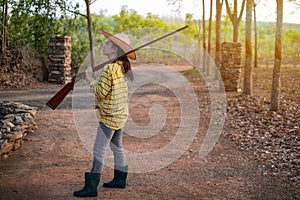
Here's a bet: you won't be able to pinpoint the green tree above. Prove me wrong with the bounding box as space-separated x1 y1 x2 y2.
7 0 75 54
283 29 300 66
112 6 144 32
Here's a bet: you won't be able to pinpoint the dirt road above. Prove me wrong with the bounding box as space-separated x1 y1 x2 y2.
0 65 299 200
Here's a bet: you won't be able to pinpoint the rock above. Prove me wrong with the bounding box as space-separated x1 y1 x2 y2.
2 140 14 154
13 139 22 151
6 121 15 128
0 101 38 158
12 125 21 131
14 115 23 124
225 95 300 181
3 114 15 122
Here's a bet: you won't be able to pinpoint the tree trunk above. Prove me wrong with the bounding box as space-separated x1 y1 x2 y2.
225 0 246 42
202 0 206 73
1 0 8 56
243 0 253 95
206 0 213 76
1 0 4 53
85 0 95 69
253 1 259 68
233 23 239 42
195 19 201 69
270 0 283 111
215 0 223 79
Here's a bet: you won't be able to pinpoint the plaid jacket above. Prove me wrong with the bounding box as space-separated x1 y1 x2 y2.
92 61 128 130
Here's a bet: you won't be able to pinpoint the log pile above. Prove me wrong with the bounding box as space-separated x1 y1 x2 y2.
220 42 242 92
0 101 38 158
47 35 72 84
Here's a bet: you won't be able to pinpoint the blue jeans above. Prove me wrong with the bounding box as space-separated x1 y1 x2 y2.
91 122 126 173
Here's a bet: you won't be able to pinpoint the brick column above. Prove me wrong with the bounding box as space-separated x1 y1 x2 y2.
48 36 72 84
220 42 242 92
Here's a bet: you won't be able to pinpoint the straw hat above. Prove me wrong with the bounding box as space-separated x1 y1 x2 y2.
100 29 136 60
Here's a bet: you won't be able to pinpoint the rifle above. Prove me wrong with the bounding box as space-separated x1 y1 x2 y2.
46 25 188 110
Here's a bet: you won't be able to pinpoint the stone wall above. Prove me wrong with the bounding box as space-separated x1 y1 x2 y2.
220 42 242 92
0 101 38 158
48 35 72 84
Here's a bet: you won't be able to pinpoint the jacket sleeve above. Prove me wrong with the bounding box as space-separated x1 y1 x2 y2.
94 64 112 100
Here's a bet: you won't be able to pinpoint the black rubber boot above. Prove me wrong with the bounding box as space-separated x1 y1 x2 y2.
103 165 128 189
73 172 101 197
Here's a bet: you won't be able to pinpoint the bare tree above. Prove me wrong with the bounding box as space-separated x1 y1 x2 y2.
270 0 283 111
1 0 8 58
193 18 201 70
253 0 260 68
202 0 206 72
215 0 224 78
243 0 253 95
225 0 246 42
85 0 95 69
206 0 213 76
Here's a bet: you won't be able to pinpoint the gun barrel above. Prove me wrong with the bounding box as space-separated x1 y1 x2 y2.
46 25 188 110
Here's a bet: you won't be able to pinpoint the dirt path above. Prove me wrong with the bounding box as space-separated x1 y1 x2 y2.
0 65 299 200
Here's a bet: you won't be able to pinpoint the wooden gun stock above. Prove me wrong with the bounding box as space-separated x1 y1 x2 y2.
45 60 109 110
46 77 76 110
46 25 188 110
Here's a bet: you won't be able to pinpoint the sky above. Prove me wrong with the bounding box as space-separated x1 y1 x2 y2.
75 0 300 24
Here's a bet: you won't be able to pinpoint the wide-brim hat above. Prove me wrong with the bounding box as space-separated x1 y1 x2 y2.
100 29 136 60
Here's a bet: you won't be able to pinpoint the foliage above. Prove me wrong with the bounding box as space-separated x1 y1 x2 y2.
7 0 73 54
1 0 300 70
282 29 300 65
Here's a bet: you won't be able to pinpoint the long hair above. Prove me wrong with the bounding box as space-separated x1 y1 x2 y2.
114 43 134 81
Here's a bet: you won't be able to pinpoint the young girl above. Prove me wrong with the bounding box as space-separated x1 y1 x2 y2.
74 30 136 197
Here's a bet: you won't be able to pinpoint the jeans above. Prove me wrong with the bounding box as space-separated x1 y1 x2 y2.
91 122 126 173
